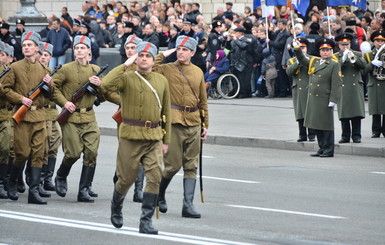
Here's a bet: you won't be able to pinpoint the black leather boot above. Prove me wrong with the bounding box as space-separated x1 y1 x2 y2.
0 164 8 199
77 165 94 203
339 119 350 143
133 165 144 203
38 164 51 198
28 167 47 205
55 159 73 197
351 118 362 143
297 119 307 142
139 192 158 235
44 157 56 191
7 164 22 200
88 166 98 197
157 177 172 213
18 167 26 193
111 188 126 228
182 178 201 218
24 157 31 188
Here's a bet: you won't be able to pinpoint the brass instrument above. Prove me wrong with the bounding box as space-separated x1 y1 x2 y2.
373 43 385 80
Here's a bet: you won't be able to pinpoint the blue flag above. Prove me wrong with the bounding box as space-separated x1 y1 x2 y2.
351 0 366 9
266 0 287 6
327 0 366 9
292 0 310 15
254 0 261 9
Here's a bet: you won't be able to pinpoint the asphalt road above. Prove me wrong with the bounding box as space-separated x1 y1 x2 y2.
1 136 384 245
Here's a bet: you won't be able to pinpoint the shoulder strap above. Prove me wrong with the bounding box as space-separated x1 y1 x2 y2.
365 52 372 63
308 57 317 75
134 71 162 113
174 62 200 103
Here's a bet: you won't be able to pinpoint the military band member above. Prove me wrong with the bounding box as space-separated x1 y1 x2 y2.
294 38 342 157
334 34 366 143
286 37 316 142
2 32 53 204
364 30 385 138
153 35 209 218
103 42 171 234
52 35 119 203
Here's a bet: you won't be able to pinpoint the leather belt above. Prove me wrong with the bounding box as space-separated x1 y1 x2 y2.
29 105 44 111
44 105 57 109
74 106 93 113
122 118 160 128
171 104 199 112
0 105 13 111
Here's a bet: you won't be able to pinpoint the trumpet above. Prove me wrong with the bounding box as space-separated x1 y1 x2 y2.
373 43 385 80
347 50 356 63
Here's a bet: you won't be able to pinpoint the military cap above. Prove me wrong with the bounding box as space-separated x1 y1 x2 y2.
297 37 309 47
212 21 222 29
22 31 41 46
234 26 245 33
123 21 134 28
136 41 157 60
335 33 353 45
316 38 335 50
73 19 81 26
183 19 192 25
0 22 10 30
4 43 14 57
16 19 25 25
370 29 385 42
170 25 180 32
73 35 91 48
124 35 142 47
38 42 53 56
0 42 5 52
80 21 90 30
176 35 198 52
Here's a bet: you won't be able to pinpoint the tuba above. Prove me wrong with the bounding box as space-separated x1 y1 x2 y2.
373 43 385 80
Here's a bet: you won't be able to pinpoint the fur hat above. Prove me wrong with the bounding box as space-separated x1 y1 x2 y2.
136 41 157 60
176 35 198 52
38 42 53 56
73 35 91 48
124 35 142 47
21 31 41 46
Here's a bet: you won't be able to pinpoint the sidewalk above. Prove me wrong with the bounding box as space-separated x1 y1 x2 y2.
95 97 385 158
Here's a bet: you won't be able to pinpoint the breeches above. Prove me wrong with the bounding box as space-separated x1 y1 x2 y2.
0 120 11 164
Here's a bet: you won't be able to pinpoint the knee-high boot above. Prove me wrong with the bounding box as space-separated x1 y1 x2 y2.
38 164 51 198
7 164 22 200
110 188 126 228
139 192 158 234
77 165 94 203
157 177 172 213
28 167 47 205
297 119 307 142
182 178 201 218
55 159 73 197
133 165 144 203
44 157 56 191
0 164 8 199
88 165 98 198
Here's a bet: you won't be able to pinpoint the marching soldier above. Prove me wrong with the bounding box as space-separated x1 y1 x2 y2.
103 42 171 234
2 31 53 204
293 38 342 157
286 37 316 142
364 30 385 138
153 36 209 218
52 35 119 203
334 34 366 143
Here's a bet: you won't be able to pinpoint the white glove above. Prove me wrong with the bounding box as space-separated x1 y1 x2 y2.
292 39 300 49
372 59 382 67
342 50 349 63
328 102 336 108
348 51 356 63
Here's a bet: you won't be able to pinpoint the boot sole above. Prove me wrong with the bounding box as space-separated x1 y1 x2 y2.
139 230 158 235
28 201 47 205
182 213 201 218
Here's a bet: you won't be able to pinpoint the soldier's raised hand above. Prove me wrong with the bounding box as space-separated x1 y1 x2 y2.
162 48 176 58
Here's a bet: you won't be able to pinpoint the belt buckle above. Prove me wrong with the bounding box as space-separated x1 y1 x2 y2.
145 121 152 128
80 108 87 113
184 106 191 112
30 105 37 111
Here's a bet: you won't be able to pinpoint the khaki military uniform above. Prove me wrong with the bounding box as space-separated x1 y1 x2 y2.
364 50 385 137
286 55 315 141
102 70 171 194
154 54 209 179
2 59 51 168
335 50 366 142
295 49 342 155
0 64 13 165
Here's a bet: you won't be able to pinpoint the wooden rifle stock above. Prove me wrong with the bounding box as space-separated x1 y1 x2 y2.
56 65 108 126
13 65 62 124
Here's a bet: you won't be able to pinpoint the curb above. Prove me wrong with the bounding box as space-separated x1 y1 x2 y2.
100 127 385 158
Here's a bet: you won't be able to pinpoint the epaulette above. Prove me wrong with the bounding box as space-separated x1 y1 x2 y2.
308 56 319 75
288 57 296 65
365 52 372 63
331 55 339 62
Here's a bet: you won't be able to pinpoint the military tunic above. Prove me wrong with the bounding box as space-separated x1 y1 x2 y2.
0 64 12 164
335 51 365 119
364 50 385 115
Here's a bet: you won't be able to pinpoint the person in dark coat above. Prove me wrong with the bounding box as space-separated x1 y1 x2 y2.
204 49 230 89
0 22 23 61
119 21 135 63
206 21 224 66
142 23 159 48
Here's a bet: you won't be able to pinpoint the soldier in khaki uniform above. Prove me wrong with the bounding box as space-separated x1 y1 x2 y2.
2 31 53 204
364 30 385 138
334 34 366 143
0 42 13 199
52 35 120 203
103 42 171 234
294 38 342 157
286 37 316 142
153 36 209 218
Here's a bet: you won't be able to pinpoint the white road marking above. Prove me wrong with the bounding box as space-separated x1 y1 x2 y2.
175 173 260 184
0 209 257 245
226 205 346 219
371 172 385 175
202 155 216 159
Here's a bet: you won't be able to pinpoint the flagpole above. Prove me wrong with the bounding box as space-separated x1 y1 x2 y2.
290 9 296 40
262 0 269 48
326 6 332 38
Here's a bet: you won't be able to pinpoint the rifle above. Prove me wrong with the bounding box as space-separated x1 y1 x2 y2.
56 65 108 125
13 65 62 124
199 109 205 203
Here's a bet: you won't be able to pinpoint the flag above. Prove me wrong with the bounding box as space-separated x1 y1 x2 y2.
254 0 261 9
262 4 276 18
292 0 310 15
326 0 366 8
351 0 366 9
266 0 287 6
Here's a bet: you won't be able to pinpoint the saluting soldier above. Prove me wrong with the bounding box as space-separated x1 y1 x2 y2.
2 31 53 204
286 37 316 142
294 38 342 157
364 30 385 138
0 42 13 198
153 35 209 218
103 42 171 234
52 35 119 203
334 34 366 143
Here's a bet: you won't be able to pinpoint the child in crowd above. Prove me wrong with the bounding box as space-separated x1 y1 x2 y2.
261 47 277 98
